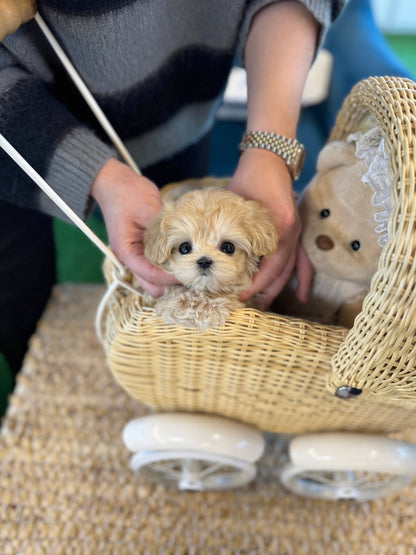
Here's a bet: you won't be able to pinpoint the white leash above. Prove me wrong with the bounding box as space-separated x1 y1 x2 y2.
94 269 141 344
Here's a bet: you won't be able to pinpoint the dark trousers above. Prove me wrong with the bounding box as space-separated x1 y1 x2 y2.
0 201 56 378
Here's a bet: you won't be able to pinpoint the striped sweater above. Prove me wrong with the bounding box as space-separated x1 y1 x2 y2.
0 0 344 221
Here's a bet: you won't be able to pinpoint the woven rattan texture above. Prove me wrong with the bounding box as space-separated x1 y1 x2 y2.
101 275 416 435
327 76 416 404
2 283 416 554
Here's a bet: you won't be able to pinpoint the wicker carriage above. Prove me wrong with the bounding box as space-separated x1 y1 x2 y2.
94 76 416 499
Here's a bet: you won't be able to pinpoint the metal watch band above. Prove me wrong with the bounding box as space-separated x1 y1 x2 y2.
239 131 305 180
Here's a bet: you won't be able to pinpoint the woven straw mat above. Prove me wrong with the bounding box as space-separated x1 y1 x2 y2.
1 283 416 554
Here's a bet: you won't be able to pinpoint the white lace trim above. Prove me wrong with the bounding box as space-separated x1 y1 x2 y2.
347 127 391 247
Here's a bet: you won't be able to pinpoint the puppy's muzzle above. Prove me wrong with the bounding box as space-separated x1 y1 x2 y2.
197 256 213 270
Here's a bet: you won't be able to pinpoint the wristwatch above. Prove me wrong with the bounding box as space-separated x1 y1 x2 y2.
239 130 305 181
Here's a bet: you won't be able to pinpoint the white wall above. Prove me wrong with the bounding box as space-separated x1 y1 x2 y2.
371 0 416 34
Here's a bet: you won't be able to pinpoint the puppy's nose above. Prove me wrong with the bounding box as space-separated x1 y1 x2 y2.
316 234 334 251
197 256 213 269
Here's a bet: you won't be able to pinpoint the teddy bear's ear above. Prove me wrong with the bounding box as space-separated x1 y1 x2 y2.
316 140 358 173
143 210 172 268
245 201 278 257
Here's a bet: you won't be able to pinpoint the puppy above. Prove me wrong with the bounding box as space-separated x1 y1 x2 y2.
144 186 278 329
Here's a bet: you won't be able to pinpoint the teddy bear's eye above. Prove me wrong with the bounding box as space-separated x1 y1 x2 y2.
320 208 330 218
220 241 235 255
178 242 192 255
351 240 361 251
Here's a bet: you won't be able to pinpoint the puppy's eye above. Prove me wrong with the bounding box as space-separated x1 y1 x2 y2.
351 240 361 251
320 208 330 218
220 241 235 255
178 242 192 255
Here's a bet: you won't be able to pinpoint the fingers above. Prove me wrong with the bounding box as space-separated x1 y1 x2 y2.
240 247 296 308
133 276 166 298
240 242 313 311
112 236 178 297
121 250 179 297
239 204 300 306
260 250 297 308
294 244 313 303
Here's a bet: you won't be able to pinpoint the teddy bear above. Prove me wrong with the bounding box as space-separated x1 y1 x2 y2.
275 125 391 328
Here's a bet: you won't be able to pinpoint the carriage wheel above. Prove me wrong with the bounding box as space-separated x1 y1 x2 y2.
123 413 265 490
279 432 416 501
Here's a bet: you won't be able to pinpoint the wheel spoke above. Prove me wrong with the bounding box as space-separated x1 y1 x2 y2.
130 450 256 490
196 462 230 479
299 471 337 486
150 461 183 479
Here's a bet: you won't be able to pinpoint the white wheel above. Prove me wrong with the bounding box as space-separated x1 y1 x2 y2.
130 449 256 490
279 433 416 501
123 413 264 490
123 413 264 462
280 464 410 501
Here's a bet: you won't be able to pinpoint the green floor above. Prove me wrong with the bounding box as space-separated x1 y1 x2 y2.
54 212 108 284
1 34 416 417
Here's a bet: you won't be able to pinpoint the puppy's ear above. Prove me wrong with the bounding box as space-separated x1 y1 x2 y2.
143 210 171 268
245 201 278 257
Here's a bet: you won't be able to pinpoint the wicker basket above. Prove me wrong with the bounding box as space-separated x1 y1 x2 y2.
100 76 416 435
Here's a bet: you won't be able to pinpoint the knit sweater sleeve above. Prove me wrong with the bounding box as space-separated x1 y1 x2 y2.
236 0 347 64
0 0 346 223
0 44 116 222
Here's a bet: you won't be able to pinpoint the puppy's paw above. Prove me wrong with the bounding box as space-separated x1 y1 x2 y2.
158 304 228 330
155 289 242 330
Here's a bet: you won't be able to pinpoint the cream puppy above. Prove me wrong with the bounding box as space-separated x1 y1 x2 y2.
144 186 278 329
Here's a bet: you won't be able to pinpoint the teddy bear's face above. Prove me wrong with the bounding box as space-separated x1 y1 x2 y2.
299 143 383 286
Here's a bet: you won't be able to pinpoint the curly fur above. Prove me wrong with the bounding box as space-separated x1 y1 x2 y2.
144 186 278 329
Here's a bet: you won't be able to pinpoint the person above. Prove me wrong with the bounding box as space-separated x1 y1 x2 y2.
0 0 345 376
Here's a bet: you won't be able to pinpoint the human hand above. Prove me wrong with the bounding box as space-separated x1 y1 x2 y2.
91 158 178 297
228 148 312 308
0 0 36 41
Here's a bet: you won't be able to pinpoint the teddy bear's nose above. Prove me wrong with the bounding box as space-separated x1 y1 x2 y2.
197 256 213 269
316 234 334 251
